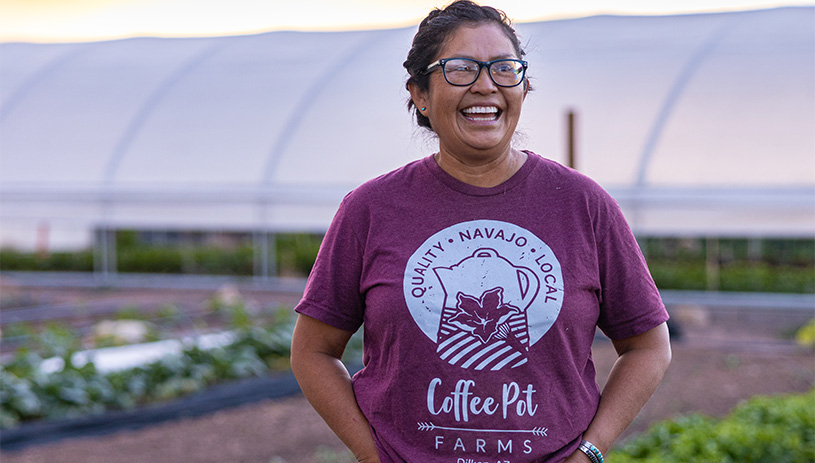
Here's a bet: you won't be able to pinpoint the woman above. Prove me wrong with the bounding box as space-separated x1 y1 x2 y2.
290 1 671 462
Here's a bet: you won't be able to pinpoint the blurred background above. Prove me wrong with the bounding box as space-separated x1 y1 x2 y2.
1 1 813 462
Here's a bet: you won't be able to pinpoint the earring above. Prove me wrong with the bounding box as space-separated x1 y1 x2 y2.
421 107 427 111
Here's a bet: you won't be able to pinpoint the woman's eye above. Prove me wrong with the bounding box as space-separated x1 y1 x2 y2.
446 60 477 72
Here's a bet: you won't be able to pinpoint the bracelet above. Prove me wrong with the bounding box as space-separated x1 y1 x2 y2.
578 440 604 463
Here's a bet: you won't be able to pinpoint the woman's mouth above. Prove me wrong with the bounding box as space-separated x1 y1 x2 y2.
462 106 501 122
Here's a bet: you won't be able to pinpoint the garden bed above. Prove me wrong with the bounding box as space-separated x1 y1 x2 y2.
1 280 812 463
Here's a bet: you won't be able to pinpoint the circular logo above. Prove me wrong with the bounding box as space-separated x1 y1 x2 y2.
403 220 563 370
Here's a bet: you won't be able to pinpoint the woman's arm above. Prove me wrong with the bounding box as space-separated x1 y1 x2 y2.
566 322 672 462
290 314 381 463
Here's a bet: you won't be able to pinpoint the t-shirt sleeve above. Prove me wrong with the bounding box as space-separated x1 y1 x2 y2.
294 194 366 333
594 196 669 340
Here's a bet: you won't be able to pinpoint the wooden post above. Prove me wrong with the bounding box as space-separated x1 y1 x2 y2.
567 110 577 170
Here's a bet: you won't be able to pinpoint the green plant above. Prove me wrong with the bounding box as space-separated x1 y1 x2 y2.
7 237 810 291
0 249 93 272
113 305 148 321
33 322 82 361
647 260 815 294
609 390 815 463
0 308 337 429
640 238 815 293
648 261 708 291
313 446 356 463
117 246 184 273
795 319 815 348
1 323 36 341
277 233 322 276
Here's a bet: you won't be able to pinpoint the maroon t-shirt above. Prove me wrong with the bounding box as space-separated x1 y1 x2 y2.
296 152 668 462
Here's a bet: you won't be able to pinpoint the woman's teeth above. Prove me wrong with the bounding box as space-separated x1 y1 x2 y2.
462 106 499 121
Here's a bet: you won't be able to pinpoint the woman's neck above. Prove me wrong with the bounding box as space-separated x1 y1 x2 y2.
434 148 527 188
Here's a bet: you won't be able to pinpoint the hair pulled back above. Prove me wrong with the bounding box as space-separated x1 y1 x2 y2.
403 0 526 131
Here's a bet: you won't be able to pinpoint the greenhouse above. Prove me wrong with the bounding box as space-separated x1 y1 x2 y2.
1 7 813 277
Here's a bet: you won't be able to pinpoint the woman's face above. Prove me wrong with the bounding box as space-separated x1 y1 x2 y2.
410 22 527 163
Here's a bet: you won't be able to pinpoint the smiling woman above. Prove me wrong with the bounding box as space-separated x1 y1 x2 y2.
407 21 529 186
290 1 671 462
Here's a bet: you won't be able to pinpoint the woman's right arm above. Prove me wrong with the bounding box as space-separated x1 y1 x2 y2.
290 314 381 463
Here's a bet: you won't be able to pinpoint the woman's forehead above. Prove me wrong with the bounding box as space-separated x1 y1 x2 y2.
436 22 518 60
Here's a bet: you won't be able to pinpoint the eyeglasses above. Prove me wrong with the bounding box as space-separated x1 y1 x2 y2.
425 58 528 88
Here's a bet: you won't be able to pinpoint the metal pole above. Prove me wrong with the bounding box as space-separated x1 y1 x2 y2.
253 230 265 279
261 232 270 279
748 238 762 261
706 237 720 291
107 228 117 278
253 230 277 281
93 227 104 274
268 232 277 279
93 227 117 281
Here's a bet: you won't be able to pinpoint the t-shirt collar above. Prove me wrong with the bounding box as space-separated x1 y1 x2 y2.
422 150 537 196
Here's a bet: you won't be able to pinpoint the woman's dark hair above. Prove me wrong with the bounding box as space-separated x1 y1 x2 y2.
403 0 527 130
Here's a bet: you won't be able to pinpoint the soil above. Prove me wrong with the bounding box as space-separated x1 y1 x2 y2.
1 284 813 463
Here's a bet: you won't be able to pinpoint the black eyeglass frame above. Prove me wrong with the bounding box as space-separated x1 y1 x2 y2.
425 57 529 88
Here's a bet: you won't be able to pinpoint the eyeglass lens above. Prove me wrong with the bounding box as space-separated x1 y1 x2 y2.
442 59 525 87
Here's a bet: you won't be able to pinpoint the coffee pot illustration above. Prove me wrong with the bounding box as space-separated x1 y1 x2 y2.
433 248 540 315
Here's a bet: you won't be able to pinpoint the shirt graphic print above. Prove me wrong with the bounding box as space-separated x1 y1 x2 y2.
404 219 564 371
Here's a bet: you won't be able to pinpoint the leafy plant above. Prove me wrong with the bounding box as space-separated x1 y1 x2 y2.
795 319 815 349
3 237 812 292
313 446 356 463
32 322 82 362
609 390 815 463
0 306 364 430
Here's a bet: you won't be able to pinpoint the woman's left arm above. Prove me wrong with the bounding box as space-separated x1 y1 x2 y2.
566 322 672 462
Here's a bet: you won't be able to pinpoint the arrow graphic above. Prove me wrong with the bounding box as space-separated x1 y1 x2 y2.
417 422 547 437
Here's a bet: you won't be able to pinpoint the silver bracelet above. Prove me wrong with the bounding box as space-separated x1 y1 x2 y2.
579 439 604 463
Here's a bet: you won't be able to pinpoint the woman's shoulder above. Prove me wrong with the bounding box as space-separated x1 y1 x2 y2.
525 152 629 238
336 156 430 219
525 151 611 200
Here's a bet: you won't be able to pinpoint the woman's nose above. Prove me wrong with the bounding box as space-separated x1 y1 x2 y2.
469 67 498 93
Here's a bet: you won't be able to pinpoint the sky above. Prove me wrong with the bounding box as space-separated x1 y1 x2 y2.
0 0 812 43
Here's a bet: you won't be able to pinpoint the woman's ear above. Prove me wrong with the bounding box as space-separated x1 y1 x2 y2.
408 81 429 114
